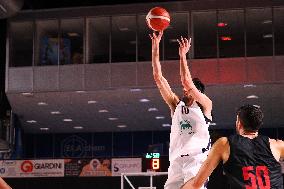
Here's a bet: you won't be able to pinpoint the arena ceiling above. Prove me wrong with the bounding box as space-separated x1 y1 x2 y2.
7 83 284 133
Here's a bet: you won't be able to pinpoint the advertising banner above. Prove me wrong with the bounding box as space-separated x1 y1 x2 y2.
18 159 64 177
0 159 64 178
64 158 112 177
0 160 17 178
112 158 142 176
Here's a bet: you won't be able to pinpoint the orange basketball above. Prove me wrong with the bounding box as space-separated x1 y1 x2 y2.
146 7 170 31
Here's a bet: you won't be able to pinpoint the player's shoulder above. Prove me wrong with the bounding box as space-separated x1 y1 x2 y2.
269 138 284 148
216 137 229 143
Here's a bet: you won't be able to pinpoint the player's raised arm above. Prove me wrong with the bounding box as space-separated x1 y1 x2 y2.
177 36 212 118
150 31 179 115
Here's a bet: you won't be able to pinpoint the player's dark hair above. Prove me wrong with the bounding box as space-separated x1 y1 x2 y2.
193 78 205 93
237 104 264 132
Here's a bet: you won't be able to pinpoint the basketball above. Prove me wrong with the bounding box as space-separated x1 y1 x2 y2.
146 7 170 31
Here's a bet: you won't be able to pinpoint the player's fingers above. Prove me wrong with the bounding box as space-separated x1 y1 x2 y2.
177 39 182 46
184 38 188 46
181 36 185 45
149 34 153 40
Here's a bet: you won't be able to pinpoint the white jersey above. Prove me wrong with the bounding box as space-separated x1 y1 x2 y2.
169 101 210 162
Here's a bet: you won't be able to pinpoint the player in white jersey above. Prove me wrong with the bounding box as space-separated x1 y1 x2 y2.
150 31 212 189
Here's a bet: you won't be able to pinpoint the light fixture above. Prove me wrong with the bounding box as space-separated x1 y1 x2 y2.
119 27 129 31
140 98 150 102
169 39 177 43
263 34 273 38
155 116 165 120
108 117 118 121
130 88 142 92
209 122 217 126
22 92 33 97
40 128 49 131
73 126 83 129
37 102 48 106
220 36 232 41
117 125 127 128
88 100 97 104
63 119 73 122
76 90 85 93
253 105 260 108
99 109 108 113
148 108 158 112
243 84 256 88
162 123 171 127
262 20 272 24
217 22 228 27
67 32 79 37
51 111 61 115
26 120 37 123
129 40 136 45
246 95 259 99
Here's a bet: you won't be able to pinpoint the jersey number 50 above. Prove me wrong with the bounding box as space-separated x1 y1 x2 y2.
242 166 270 189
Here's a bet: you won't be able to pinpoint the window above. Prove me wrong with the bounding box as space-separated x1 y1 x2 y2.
246 8 273 57
93 133 112 157
10 22 33 67
133 131 152 156
36 20 59 66
193 11 217 59
35 134 54 158
138 14 152 61
87 17 110 63
111 16 136 63
218 10 245 57
113 132 132 156
274 7 284 55
60 18 84 65
164 13 188 60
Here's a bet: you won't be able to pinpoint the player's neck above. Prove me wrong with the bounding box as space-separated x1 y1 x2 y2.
241 131 258 139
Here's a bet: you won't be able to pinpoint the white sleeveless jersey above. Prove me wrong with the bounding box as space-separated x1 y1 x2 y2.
169 101 210 162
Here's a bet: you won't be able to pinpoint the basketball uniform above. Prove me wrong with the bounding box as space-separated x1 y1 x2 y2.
223 135 283 189
164 101 211 189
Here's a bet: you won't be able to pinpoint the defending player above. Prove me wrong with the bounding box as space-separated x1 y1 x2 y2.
182 104 284 189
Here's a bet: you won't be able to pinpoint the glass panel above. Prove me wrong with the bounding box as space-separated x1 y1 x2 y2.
274 8 284 55
153 131 170 155
133 131 152 156
113 132 132 157
218 10 245 58
87 17 110 63
193 11 217 59
10 22 33 67
246 8 273 57
23 134 35 158
36 20 59 66
60 18 84 65
35 134 53 158
138 14 152 61
164 13 188 60
111 16 136 63
93 132 112 157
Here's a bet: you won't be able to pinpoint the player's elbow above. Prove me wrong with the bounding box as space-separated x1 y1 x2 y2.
191 178 204 189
